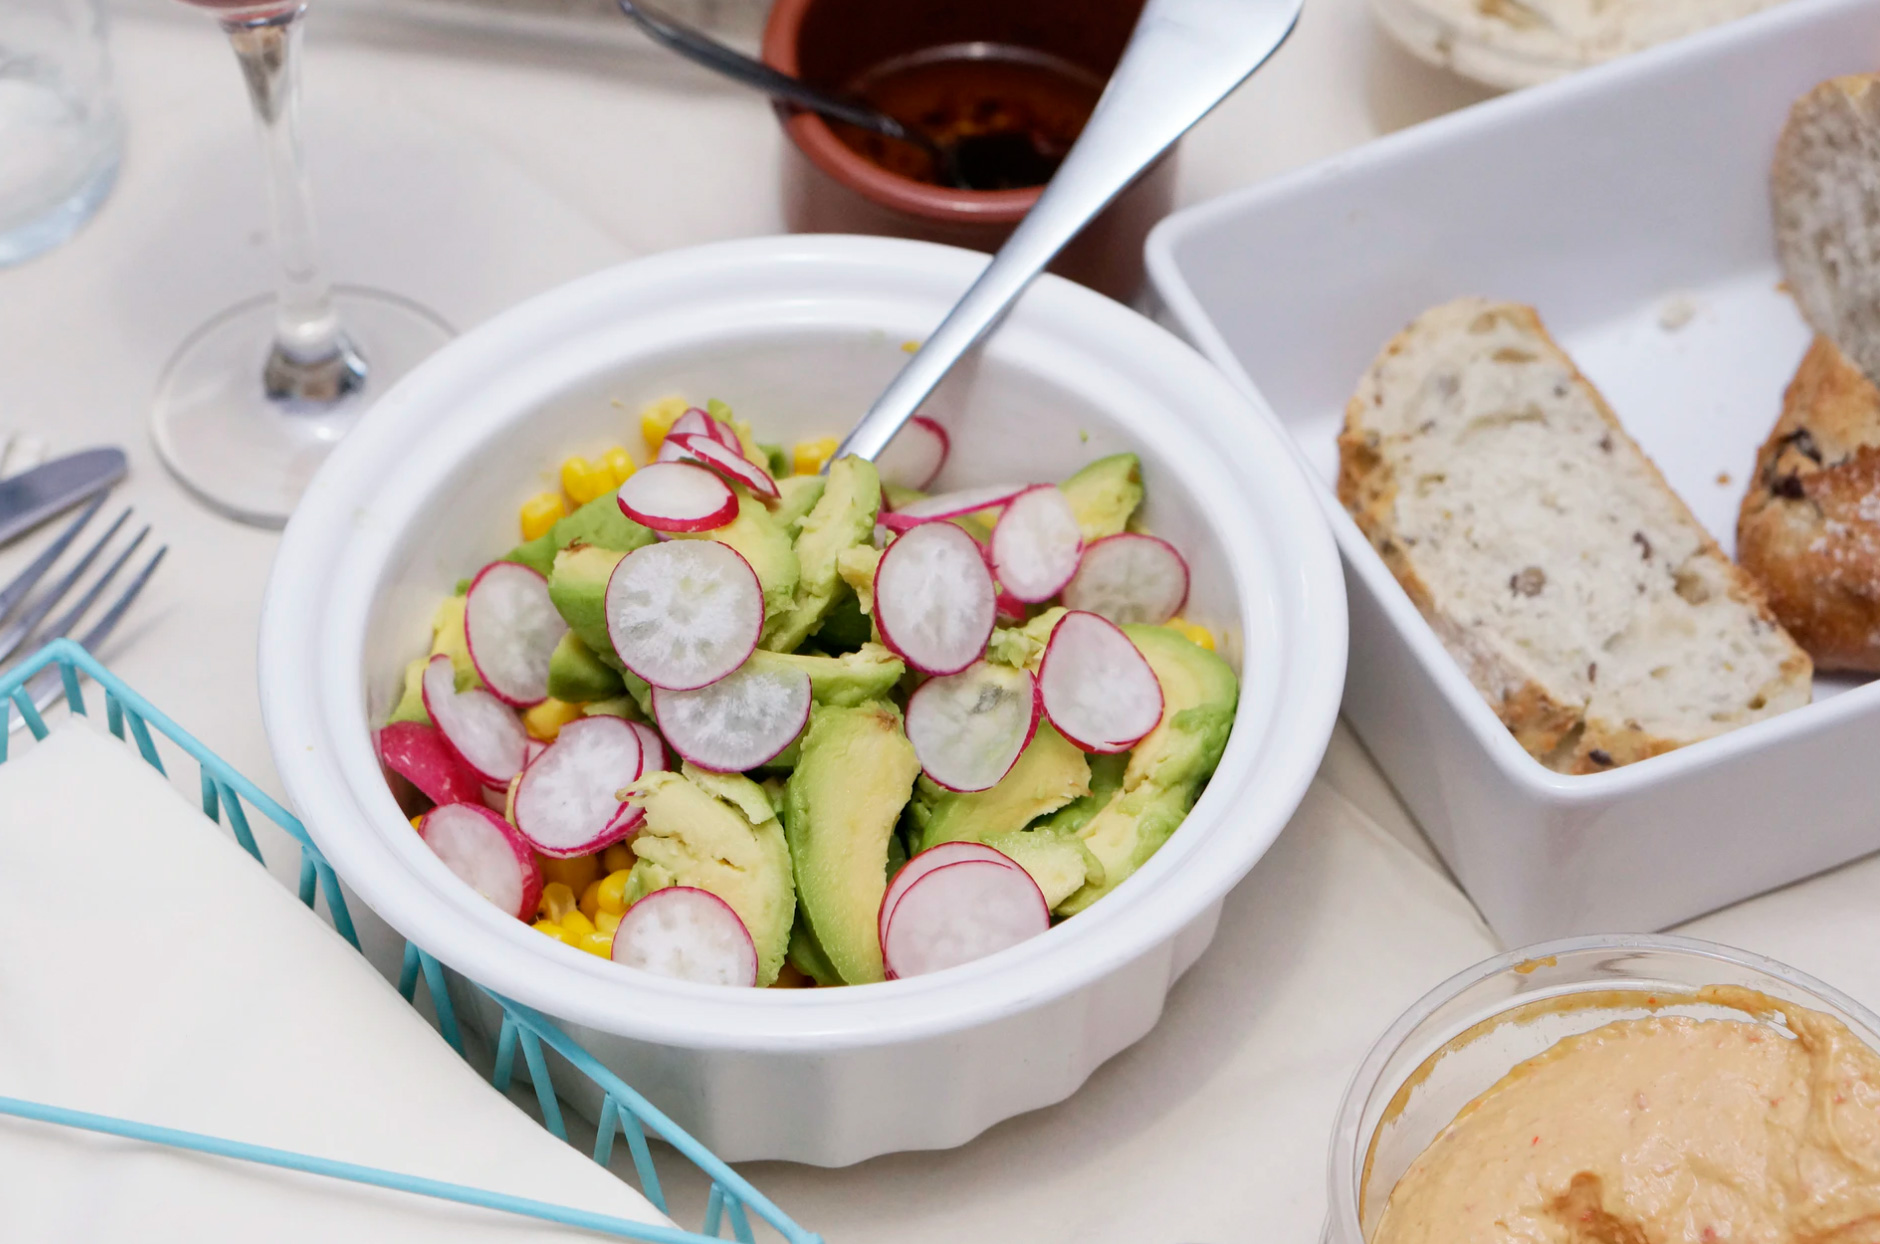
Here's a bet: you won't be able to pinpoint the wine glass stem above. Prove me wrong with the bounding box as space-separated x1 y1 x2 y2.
222 5 366 405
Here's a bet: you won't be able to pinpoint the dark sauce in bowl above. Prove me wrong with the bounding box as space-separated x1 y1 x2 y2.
833 43 1105 191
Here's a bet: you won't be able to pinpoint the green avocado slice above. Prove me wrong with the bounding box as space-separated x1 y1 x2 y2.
764 456 881 654
505 491 656 575
1060 453 1143 542
545 632 624 703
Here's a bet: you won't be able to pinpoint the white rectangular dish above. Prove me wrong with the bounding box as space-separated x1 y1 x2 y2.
1147 0 1880 945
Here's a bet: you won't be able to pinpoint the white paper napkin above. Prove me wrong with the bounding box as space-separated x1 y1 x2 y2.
0 718 672 1241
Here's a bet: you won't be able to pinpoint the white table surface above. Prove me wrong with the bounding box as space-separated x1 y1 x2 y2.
8 4 1878 1242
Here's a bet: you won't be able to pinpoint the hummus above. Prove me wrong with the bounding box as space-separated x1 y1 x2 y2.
1371 988 1880 1243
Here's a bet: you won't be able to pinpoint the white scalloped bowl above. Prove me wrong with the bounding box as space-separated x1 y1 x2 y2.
258 235 1346 1165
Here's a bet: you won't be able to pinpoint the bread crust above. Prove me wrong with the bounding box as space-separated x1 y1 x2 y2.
1738 335 1880 672
1344 299 1809 774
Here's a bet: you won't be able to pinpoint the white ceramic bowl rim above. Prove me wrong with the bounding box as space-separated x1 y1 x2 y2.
258 235 1347 1051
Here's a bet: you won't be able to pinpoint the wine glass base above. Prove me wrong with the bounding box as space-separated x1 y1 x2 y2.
152 287 453 528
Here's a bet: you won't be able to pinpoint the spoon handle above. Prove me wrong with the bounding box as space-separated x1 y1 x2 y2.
836 0 1302 465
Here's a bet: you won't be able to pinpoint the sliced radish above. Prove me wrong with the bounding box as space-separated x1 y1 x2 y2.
995 590 1027 624
422 655 529 786
378 721 484 808
669 406 743 453
879 484 1026 532
652 660 811 772
482 782 512 813
1062 534 1191 625
464 562 568 707
874 522 997 676
617 462 738 533
669 432 780 500
904 661 1039 792
878 415 949 490
611 886 758 986
656 435 704 465
512 716 644 858
630 720 671 773
990 484 1084 603
878 841 1025 949
605 541 764 690
881 859 1049 980
419 802 542 921
1038 611 1164 753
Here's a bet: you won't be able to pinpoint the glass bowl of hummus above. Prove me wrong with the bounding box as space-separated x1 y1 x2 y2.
1325 933 1880 1243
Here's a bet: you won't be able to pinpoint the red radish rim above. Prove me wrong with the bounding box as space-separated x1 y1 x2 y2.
419 801 543 921
512 716 645 858
630 720 671 773
605 540 765 691
463 561 565 707
878 840 1024 949
377 720 484 808
1061 533 1192 625
420 655 529 786
878 484 1026 530
651 661 812 772
903 662 1041 793
880 858 1050 981
989 484 1084 604
670 407 745 454
616 462 740 533
1038 611 1165 754
669 432 780 500
873 521 998 677
611 885 758 987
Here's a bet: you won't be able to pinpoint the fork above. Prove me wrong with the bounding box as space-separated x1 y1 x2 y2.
0 496 168 729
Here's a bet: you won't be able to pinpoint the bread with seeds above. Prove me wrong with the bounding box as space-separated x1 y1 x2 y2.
1339 297 1811 773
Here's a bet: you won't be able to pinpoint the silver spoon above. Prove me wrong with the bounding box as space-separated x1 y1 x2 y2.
617 0 977 190
837 0 1303 465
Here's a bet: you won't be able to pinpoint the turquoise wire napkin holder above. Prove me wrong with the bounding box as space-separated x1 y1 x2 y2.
0 639 819 1244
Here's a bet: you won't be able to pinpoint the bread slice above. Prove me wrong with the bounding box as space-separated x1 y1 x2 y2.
1339 298 1811 773
1773 75 1880 384
1738 334 1880 672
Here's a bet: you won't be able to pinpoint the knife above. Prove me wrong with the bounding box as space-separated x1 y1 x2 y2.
0 448 128 548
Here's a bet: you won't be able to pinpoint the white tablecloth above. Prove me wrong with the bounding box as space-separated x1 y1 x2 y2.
5 5 1872 1241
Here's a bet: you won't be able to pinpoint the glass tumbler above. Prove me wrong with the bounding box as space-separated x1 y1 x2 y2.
0 0 123 266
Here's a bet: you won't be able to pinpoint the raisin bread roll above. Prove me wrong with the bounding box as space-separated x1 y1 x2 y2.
1340 298 1811 774
1738 335 1880 672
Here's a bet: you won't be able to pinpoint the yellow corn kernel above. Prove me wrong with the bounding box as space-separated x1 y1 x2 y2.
595 909 622 935
409 816 423 831
900 339 921 354
576 931 614 958
523 697 584 742
602 446 637 487
519 491 566 541
638 396 689 452
539 882 578 924
533 919 570 944
579 879 603 919
600 843 634 874
1166 616 1215 651
560 909 596 938
792 437 839 476
596 869 633 915
560 456 614 506
537 853 601 895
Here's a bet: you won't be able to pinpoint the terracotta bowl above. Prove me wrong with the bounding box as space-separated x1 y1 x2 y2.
761 0 1173 301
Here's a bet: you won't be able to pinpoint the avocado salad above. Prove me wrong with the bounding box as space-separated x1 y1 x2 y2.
378 399 1238 989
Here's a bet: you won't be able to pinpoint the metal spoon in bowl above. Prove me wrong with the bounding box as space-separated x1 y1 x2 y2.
618 0 990 190
837 0 1303 465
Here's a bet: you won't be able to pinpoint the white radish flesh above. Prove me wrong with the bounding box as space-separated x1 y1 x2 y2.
652 659 811 772
1038 611 1164 753
879 484 1025 531
671 432 780 500
419 802 542 921
668 406 742 452
611 886 758 987
465 562 568 706
421 655 529 785
879 840 1024 947
605 540 764 690
512 716 644 857
378 721 484 807
873 522 997 676
881 860 1049 980
877 415 949 490
630 721 671 773
1062 534 1191 625
990 484 1084 603
616 462 738 533
904 661 1038 792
